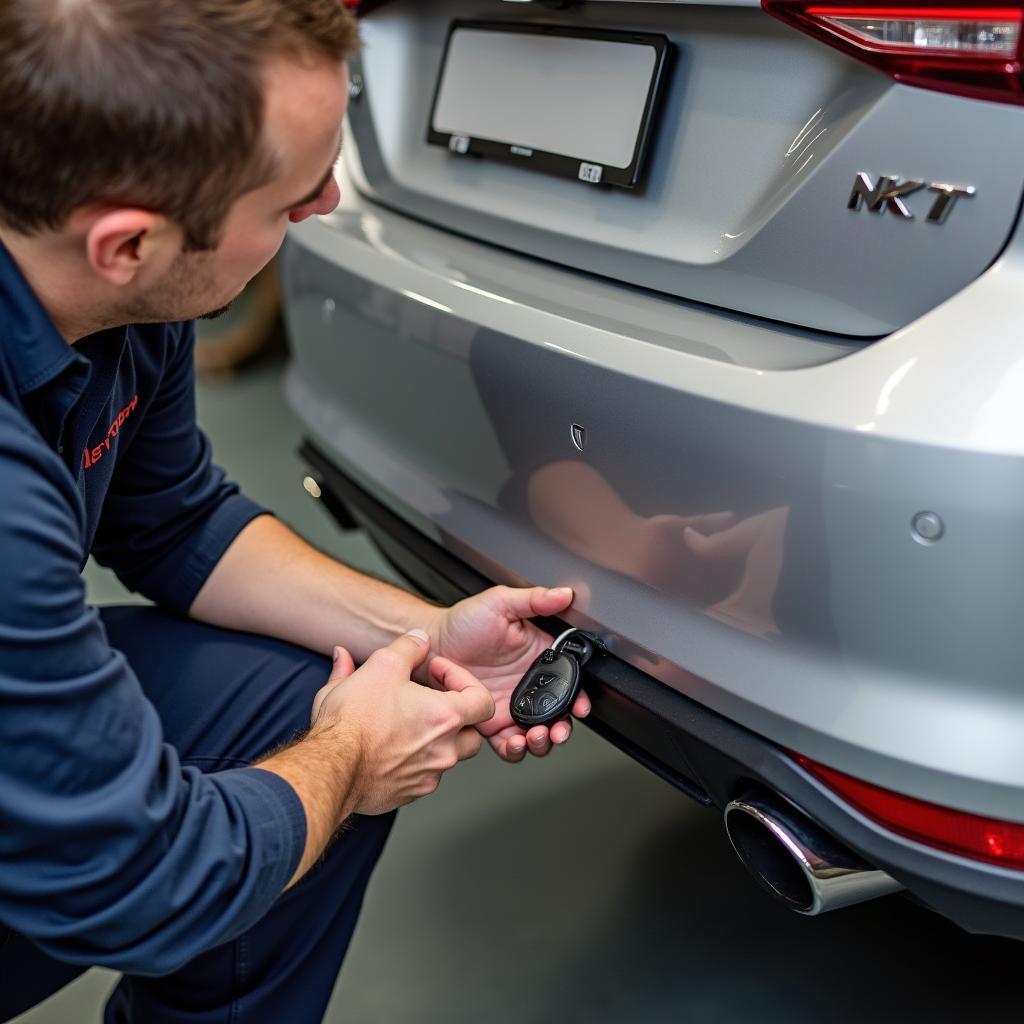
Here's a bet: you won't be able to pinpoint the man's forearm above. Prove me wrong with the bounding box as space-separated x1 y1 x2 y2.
189 515 440 663
258 723 361 889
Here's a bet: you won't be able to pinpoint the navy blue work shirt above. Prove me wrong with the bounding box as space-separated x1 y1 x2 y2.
0 242 306 974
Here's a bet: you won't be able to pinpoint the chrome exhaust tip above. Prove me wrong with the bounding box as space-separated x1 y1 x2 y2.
724 793 902 915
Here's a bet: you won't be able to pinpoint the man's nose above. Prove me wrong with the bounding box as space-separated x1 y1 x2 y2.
290 177 341 224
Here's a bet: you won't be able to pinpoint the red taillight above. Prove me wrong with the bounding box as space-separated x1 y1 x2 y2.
762 0 1024 103
795 754 1024 869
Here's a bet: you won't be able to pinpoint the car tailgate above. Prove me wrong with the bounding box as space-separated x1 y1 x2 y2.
346 0 1024 336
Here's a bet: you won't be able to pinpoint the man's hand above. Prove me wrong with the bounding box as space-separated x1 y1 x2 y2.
313 630 495 814
260 629 493 889
428 586 591 763
192 518 586 764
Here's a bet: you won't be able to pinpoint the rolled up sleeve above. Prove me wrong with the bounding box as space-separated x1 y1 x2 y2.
0 418 305 975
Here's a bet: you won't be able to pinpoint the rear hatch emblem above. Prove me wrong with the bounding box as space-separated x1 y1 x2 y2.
848 173 975 223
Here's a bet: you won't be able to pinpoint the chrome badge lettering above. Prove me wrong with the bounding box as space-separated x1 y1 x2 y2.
848 173 975 223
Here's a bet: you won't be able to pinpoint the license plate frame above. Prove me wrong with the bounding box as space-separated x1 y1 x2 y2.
426 21 671 190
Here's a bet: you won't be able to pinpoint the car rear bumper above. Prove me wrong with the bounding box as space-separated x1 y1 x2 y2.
283 171 1024 816
299 439 1024 940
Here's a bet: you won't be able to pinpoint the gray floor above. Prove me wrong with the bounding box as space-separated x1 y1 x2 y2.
14 355 1024 1024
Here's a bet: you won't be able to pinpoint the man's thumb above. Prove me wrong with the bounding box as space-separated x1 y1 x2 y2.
328 644 357 682
378 628 432 673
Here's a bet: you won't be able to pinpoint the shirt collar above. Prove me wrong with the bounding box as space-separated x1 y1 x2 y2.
0 238 77 395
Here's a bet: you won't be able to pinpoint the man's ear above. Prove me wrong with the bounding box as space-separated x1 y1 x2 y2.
82 208 180 287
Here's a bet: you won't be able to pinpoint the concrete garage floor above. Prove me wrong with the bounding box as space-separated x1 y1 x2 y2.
13 353 1024 1024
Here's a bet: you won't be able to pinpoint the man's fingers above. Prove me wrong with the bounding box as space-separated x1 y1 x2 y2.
496 584 574 623
327 645 356 683
430 657 495 726
571 690 591 720
370 628 432 675
550 718 573 745
312 646 357 725
455 726 482 762
503 735 527 762
489 726 528 763
526 725 552 757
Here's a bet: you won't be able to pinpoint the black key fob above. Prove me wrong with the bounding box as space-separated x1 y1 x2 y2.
510 649 581 729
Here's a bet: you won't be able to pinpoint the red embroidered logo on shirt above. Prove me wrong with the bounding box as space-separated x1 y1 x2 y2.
82 394 138 470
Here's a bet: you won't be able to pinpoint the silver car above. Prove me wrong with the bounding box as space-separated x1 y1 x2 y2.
281 0 1024 936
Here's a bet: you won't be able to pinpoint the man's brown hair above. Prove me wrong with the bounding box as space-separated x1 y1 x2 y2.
0 0 359 251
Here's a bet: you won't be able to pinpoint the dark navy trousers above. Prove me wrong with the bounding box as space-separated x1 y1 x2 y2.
0 606 395 1024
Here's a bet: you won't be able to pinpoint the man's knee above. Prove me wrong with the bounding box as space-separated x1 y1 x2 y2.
99 605 334 766
223 644 334 764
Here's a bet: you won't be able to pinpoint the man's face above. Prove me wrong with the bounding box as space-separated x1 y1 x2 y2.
130 52 348 323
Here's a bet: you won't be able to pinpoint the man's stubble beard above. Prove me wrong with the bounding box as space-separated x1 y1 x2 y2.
116 248 237 325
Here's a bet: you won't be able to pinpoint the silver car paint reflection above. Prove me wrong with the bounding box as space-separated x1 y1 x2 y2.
283 181 1024 822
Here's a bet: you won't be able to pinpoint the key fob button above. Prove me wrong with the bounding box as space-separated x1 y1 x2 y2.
510 651 581 728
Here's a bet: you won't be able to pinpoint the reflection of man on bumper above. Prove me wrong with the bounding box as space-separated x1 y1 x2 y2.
529 461 790 637
0 3 587 1021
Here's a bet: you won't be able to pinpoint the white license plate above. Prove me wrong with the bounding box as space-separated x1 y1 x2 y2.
428 23 670 189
